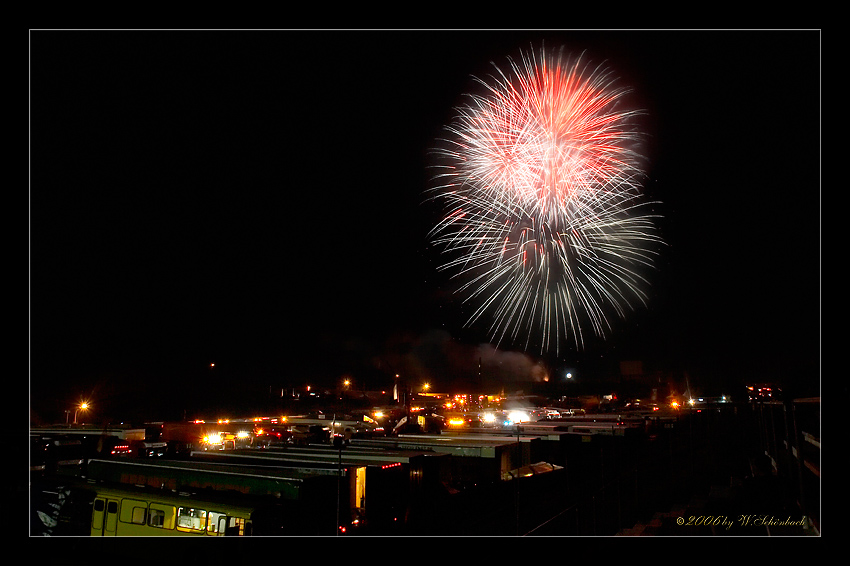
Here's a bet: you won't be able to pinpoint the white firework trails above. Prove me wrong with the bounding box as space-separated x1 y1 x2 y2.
427 47 664 355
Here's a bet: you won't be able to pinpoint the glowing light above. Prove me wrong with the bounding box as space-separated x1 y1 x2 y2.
206 433 222 444
237 431 250 439
448 418 466 426
482 412 496 423
427 46 663 354
508 410 530 423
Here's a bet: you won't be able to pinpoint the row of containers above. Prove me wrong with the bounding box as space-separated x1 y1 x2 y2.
30 409 695 537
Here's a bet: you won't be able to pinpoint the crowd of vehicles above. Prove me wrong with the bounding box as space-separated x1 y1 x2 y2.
30 394 675 473
152 412 387 455
138 401 659 455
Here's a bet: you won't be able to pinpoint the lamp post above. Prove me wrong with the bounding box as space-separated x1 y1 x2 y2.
74 402 89 425
516 422 522 535
333 413 346 536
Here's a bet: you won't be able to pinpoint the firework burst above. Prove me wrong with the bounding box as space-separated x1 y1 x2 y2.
426 46 664 355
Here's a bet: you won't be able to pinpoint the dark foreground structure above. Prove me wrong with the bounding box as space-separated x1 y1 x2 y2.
28 398 820 537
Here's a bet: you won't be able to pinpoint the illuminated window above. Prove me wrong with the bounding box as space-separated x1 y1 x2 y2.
224 517 247 536
207 511 227 535
177 507 207 532
355 467 367 510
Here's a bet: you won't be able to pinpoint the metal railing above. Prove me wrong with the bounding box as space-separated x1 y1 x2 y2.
755 398 820 534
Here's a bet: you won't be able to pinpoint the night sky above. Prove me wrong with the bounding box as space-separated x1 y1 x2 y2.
29 30 821 422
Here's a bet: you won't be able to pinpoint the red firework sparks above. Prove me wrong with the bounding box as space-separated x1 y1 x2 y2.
427 46 664 355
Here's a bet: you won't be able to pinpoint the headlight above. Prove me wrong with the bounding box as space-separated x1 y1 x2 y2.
508 411 530 423
206 433 222 444
482 412 496 423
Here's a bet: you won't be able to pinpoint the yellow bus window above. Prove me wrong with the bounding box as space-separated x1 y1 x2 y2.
207 511 227 535
119 499 147 524
226 517 247 536
148 503 176 529
92 498 105 530
177 507 207 532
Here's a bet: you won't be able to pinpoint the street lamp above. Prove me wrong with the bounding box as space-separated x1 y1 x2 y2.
74 402 89 425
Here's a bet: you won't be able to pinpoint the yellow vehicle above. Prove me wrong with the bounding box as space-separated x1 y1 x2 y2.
33 479 269 536
89 483 253 536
